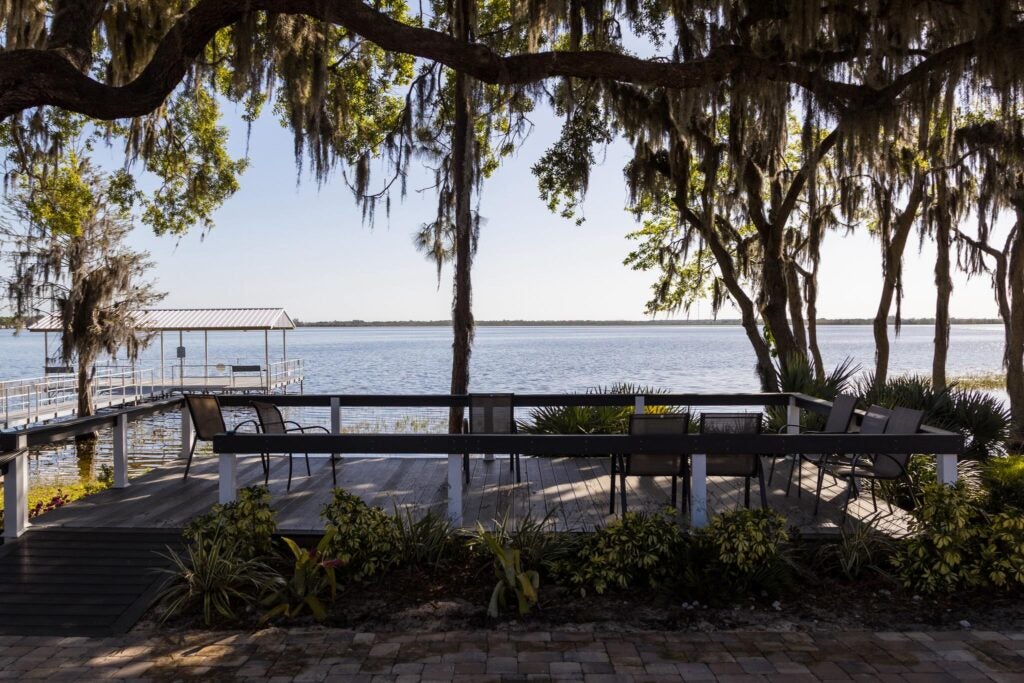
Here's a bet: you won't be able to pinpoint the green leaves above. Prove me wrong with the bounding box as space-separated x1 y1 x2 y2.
185 485 278 561
321 489 401 582
478 526 540 617
262 530 340 623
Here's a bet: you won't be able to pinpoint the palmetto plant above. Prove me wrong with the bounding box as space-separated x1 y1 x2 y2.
522 383 680 436
156 528 281 626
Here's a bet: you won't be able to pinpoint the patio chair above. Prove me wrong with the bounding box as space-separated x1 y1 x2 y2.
462 393 519 484
183 394 263 480
699 412 768 509
814 405 923 521
772 394 859 496
251 401 336 491
610 412 691 516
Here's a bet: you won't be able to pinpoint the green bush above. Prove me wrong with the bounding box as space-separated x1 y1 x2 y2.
480 510 573 576
394 507 459 566
983 455 1024 513
694 508 790 584
522 383 681 436
814 518 895 581
553 509 683 595
477 527 540 618
321 489 400 581
892 482 980 593
157 527 281 626
977 512 1024 589
184 486 277 560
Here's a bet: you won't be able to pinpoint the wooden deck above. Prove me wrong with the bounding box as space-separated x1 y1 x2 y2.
32 453 913 537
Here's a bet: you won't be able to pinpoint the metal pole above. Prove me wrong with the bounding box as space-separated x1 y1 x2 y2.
264 330 269 393
204 330 208 388
282 329 288 395
44 332 49 369
179 331 184 390
160 332 165 393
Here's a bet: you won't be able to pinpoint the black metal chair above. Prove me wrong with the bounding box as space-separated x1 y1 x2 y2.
773 394 859 496
699 412 768 509
814 405 922 520
462 394 519 484
251 401 335 491
183 394 262 480
610 412 691 516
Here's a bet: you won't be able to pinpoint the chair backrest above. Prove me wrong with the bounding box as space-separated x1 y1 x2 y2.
185 394 227 441
699 412 763 476
625 413 690 476
858 405 890 435
468 394 515 434
873 406 925 478
251 401 287 435
823 394 859 433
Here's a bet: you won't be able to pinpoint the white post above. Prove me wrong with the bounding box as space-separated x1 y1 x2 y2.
690 453 708 528
113 412 129 488
937 453 958 485
786 396 800 434
447 454 463 525
330 396 341 469
634 395 645 415
4 434 28 539
181 406 193 460
218 453 238 504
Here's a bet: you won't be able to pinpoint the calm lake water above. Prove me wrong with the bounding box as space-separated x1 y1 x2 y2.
0 324 1008 488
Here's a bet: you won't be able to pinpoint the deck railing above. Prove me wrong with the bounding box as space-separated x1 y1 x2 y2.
0 392 965 537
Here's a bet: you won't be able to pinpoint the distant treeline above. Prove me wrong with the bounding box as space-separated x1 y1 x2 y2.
295 317 1001 327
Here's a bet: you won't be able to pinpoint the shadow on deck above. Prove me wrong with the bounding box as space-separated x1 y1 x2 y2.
33 453 912 537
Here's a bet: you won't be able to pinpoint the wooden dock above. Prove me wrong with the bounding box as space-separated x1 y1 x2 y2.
32 454 913 536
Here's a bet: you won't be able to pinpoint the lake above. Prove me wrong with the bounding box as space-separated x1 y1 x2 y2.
0 324 1008 488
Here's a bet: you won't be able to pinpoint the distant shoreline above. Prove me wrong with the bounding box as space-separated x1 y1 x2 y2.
295 318 1001 328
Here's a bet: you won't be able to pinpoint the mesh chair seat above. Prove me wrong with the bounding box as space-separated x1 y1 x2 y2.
463 394 520 484
699 412 767 509
611 412 691 517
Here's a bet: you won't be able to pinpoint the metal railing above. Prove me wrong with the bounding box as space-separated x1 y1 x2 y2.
164 359 304 391
0 367 164 429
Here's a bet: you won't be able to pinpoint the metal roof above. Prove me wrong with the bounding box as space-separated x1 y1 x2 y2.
28 308 295 332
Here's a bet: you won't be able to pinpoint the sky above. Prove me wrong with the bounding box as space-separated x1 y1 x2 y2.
90 101 1003 322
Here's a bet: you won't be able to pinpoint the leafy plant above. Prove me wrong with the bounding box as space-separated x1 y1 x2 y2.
983 454 1024 513
769 354 860 431
156 527 281 626
394 507 459 566
878 455 984 511
480 509 572 573
892 482 980 593
477 527 540 618
321 489 400 581
977 512 1024 589
521 383 680 436
184 485 276 560
696 508 790 577
554 509 683 595
262 531 341 622
815 516 895 581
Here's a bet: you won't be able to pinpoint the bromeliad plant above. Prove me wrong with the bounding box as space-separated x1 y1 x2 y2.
262 530 341 622
477 527 540 618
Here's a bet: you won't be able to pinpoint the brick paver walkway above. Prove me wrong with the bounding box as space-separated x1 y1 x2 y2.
0 628 1020 681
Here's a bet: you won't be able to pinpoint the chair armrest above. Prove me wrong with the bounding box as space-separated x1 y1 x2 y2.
232 419 260 433
284 425 330 433
463 417 469 434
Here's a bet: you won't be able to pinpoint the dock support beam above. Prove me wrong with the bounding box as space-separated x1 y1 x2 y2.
113 413 129 488
690 453 708 528
4 434 28 540
180 407 193 461
447 453 463 525
219 453 237 504
937 453 958 485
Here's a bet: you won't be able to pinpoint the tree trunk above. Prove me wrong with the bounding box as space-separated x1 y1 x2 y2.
760 226 802 368
448 0 475 434
75 352 98 477
1006 214 1024 450
785 260 809 358
873 180 924 386
932 207 953 388
801 263 825 381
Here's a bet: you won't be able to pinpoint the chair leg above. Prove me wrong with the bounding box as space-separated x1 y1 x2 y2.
842 479 855 523
183 439 198 480
330 454 337 488
758 466 769 509
785 456 798 497
609 456 617 514
262 453 270 486
682 463 691 514
304 453 311 477
768 456 777 486
514 453 521 483
870 479 878 511
619 467 628 516
813 467 827 517
744 477 751 509
464 452 470 484
287 453 294 491
671 476 678 509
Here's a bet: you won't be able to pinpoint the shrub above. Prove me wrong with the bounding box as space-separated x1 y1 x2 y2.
321 489 400 581
522 383 680 436
983 455 1024 513
892 482 980 593
477 527 540 618
394 507 459 566
481 510 572 575
262 531 340 622
977 512 1024 589
814 517 895 581
157 528 281 626
183 486 276 560
694 508 790 584
554 509 683 595
770 354 860 431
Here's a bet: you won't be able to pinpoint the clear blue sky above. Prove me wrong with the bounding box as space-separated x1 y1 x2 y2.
116 102 999 322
